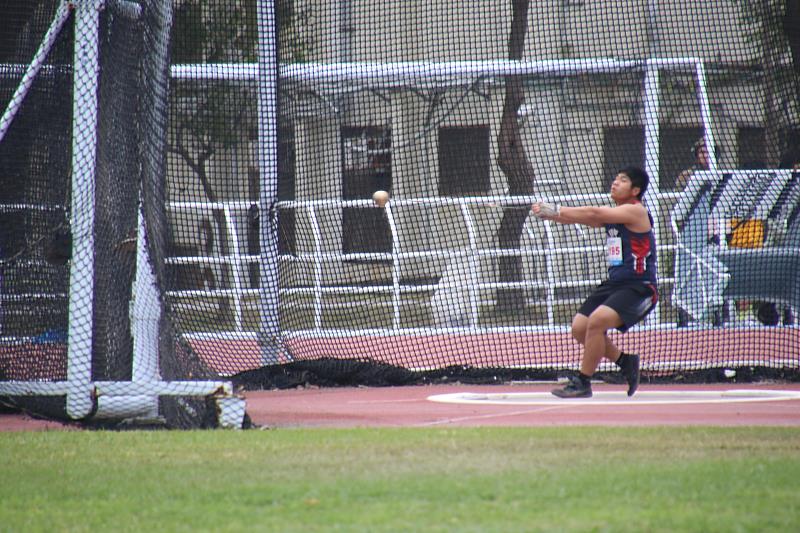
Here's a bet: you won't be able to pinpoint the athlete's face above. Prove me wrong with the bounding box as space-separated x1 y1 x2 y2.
610 173 640 204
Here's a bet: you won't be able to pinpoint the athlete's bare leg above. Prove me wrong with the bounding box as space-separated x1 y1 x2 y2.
571 311 623 365
578 305 624 376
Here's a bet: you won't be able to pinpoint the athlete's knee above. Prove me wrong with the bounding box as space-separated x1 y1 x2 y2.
571 324 586 344
585 319 606 336
571 315 588 344
586 308 620 334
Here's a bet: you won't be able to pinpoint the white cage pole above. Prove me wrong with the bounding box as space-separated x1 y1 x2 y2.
695 61 727 255
131 206 161 384
642 61 661 324
91 205 162 420
459 202 479 329
385 203 401 329
66 0 102 419
309 206 324 330
256 0 282 364
224 205 246 330
696 61 718 173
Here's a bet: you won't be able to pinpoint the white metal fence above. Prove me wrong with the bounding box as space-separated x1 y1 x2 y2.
165 192 684 339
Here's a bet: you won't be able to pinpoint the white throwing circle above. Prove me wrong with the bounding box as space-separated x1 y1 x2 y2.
427 389 800 406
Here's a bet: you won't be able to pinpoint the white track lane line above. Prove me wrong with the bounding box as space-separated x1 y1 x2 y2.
416 405 573 427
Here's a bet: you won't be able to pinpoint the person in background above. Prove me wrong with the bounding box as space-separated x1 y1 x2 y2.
674 138 713 327
675 138 711 191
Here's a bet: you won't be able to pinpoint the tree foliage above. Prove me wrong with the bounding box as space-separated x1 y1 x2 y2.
730 0 800 164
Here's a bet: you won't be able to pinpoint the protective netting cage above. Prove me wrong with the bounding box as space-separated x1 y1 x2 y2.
1 0 799 428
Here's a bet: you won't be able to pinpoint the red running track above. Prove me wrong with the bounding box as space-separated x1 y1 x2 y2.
2 383 799 430
243 383 800 428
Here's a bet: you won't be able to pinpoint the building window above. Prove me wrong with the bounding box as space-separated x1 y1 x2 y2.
341 126 392 255
602 125 703 191
438 126 490 196
737 127 765 168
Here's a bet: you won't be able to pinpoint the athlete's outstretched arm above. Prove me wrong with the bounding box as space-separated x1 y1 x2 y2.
532 203 646 228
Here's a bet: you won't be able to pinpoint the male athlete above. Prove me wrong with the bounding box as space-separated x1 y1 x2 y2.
532 167 658 398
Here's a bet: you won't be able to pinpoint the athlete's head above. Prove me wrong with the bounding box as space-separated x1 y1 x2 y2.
617 166 649 199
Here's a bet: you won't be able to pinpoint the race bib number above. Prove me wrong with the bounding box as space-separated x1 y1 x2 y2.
607 237 623 266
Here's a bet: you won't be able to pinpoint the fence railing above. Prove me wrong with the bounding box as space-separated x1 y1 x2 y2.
165 200 259 332
163 193 682 338
1 191 686 341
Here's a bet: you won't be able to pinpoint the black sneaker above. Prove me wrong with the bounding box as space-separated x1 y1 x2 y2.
621 353 640 397
551 375 592 398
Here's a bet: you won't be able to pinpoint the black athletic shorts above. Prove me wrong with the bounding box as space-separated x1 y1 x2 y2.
577 280 659 332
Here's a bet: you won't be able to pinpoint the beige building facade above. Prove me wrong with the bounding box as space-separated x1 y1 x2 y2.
169 1 797 325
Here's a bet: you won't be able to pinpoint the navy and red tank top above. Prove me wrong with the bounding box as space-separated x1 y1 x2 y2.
605 210 658 285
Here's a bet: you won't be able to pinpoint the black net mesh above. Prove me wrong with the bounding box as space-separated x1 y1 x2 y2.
2 1 799 426
0 0 230 427
0 2 73 419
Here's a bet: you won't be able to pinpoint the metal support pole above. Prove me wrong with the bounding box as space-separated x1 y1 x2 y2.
89 205 162 422
696 61 718 172
67 0 102 419
131 205 161 384
257 0 282 363
643 62 661 323
386 203 401 329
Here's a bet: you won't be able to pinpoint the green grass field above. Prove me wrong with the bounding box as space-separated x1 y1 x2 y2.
1 427 798 532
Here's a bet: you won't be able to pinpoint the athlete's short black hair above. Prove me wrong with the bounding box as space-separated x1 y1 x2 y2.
618 166 649 199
